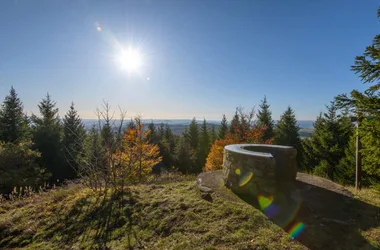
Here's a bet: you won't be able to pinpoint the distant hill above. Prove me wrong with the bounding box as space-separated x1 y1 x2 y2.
82 119 314 137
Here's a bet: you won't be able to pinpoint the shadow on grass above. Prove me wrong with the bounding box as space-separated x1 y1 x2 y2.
237 180 380 250
41 189 142 249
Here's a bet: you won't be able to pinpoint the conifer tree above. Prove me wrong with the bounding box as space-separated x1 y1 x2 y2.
209 125 217 145
31 94 65 181
229 110 240 135
85 125 106 173
0 87 29 143
174 135 196 174
256 96 274 141
336 135 356 185
274 107 302 163
147 121 158 144
302 102 354 180
62 102 86 178
218 114 228 139
335 7 380 185
198 119 210 168
158 123 165 140
160 124 175 167
187 118 199 150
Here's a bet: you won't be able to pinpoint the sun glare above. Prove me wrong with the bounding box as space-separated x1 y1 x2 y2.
118 48 143 72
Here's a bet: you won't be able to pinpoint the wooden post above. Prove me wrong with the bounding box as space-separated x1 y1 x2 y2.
355 120 362 191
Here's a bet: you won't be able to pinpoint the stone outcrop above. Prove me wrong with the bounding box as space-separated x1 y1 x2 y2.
223 144 297 197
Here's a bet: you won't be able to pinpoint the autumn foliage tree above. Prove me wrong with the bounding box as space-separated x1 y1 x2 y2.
205 107 273 171
112 117 161 191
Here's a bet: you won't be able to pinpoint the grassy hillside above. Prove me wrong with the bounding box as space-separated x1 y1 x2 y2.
0 176 305 250
0 175 378 250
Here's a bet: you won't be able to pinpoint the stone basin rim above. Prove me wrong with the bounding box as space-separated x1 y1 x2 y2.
224 144 294 158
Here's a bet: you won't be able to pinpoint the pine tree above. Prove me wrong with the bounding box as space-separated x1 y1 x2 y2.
62 102 86 179
256 96 274 141
0 87 29 143
237 107 254 141
229 110 240 135
335 7 380 185
302 102 354 180
186 118 199 150
147 121 158 144
198 119 210 168
218 114 228 139
274 107 302 164
161 124 175 167
274 107 300 146
31 94 65 182
336 135 356 185
85 125 106 173
101 124 113 149
209 125 217 145
174 135 196 174
158 123 165 140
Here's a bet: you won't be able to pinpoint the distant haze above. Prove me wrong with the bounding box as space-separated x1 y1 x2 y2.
82 119 314 129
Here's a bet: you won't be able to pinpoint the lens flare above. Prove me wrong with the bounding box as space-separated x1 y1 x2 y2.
258 195 273 210
258 195 279 219
288 222 305 239
239 172 253 187
281 201 302 228
235 168 241 175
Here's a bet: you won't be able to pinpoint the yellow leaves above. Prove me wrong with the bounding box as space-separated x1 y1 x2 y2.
111 119 162 183
205 134 239 171
205 127 273 171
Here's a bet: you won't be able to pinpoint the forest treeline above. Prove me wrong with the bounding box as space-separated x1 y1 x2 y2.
1 7 379 196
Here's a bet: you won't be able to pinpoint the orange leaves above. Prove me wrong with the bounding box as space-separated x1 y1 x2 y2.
205 134 239 171
248 125 273 144
111 119 162 183
205 126 273 171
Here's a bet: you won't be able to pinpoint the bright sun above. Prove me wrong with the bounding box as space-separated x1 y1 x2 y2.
118 48 143 72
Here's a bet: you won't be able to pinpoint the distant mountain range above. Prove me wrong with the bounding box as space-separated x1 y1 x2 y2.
82 119 315 137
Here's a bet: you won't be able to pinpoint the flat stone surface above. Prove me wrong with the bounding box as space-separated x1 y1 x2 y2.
196 171 379 250
296 172 353 197
197 171 353 200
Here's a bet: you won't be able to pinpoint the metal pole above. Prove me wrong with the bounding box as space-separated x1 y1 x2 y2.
355 120 362 191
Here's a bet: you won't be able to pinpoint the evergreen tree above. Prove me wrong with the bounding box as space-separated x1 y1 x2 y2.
218 114 228 139
274 107 302 164
31 94 65 181
229 110 240 135
174 135 196 174
164 125 176 149
158 123 165 140
198 119 210 168
161 125 175 167
85 125 106 173
0 141 50 194
335 7 380 186
62 102 86 179
0 87 29 143
147 121 158 144
302 102 354 180
186 118 199 150
209 125 217 145
256 96 274 141
237 107 254 141
336 135 356 185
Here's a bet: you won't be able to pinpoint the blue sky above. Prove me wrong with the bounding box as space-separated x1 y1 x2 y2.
0 0 379 121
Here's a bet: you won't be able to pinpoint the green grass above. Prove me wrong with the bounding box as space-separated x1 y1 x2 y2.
0 177 305 250
1 176 379 250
